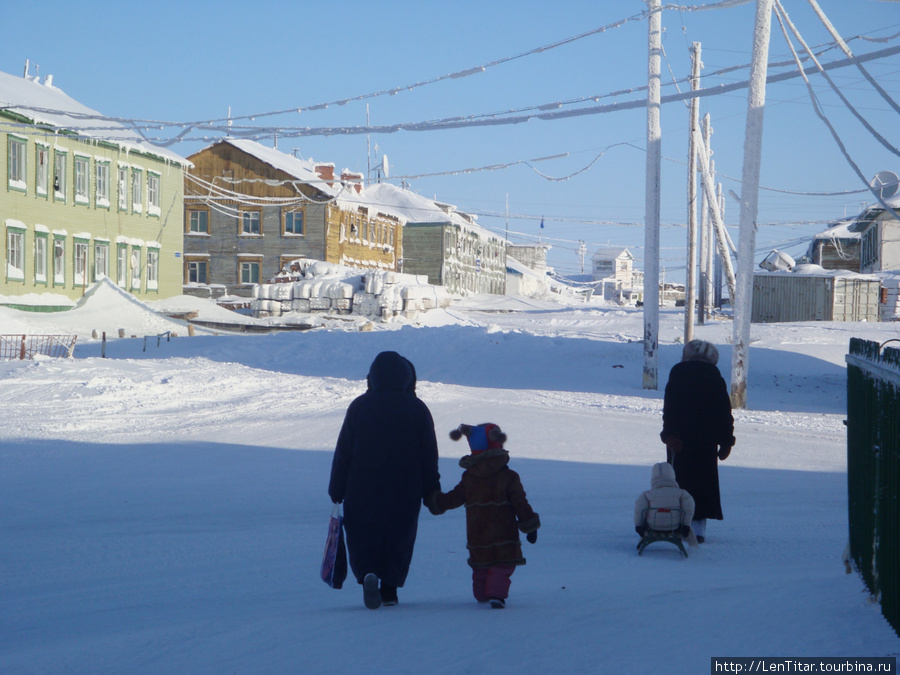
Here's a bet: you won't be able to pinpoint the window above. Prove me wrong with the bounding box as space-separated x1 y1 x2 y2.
96 162 110 207
54 237 66 285
8 137 26 190
34 234 48 283
94 242 109 280
117 245 128 286
117 166 128 210
54 151 67 201
147 172 160 215
74 156 89 204
188 210 208 233
131 248 142 290
131 169 142 213
186 259 208 284
241 211 261 235
36 145 49 196
861 226 879 269
147 249 159 290
74 240 89 286
284 210 304 235
7 228 25 280
239 259 260 284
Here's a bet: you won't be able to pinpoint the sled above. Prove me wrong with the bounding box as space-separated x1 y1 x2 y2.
637 507 689 558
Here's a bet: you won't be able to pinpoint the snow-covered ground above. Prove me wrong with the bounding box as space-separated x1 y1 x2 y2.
1 286 899 674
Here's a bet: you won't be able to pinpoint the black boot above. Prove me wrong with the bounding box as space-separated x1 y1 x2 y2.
380 582 398 606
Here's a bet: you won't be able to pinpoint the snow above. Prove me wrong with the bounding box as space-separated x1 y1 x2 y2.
0 71 187 167
1 290 899 673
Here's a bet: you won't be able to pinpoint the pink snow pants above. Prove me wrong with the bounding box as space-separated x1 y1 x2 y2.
472 565 516 602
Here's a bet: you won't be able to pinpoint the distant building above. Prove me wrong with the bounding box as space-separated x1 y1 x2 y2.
349 183 507 296
806 195 900 274
183 139 402 296
591 247 642 304
0 68 189 308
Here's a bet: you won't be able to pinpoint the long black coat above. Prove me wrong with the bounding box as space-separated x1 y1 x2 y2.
328 352 441 587
661 360 735 521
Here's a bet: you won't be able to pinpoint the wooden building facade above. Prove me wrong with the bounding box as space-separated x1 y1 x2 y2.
184 139 402 296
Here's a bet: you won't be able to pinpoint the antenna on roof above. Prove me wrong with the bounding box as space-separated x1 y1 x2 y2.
870 170 899 201
23 59 29 78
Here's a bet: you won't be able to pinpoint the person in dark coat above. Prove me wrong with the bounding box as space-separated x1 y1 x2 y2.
660 340 735 543
428 423 540 609
328 351 441 609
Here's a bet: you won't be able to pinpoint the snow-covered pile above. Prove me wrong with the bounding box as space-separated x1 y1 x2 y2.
255 258 451 320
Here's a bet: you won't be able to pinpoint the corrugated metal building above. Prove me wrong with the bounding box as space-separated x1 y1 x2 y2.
752 272 881 323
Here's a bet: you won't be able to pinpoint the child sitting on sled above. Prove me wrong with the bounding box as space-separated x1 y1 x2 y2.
634 462 697 551
428 423 540 609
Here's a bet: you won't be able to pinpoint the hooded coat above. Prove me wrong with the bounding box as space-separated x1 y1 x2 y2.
634 462 696 530
429 448 540 569
660 359 735 521
328 351 441 587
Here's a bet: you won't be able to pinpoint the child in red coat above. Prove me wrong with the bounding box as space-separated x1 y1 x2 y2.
428 423 540 609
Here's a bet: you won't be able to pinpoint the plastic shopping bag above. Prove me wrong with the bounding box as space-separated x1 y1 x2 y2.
320 503 348 589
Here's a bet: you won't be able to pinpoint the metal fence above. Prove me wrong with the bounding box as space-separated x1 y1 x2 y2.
846 338 900 637
0 334 77 360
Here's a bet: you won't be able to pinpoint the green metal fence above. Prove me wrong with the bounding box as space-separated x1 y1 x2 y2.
846 338 900 637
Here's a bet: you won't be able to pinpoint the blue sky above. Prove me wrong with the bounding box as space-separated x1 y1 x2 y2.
3 0 899 279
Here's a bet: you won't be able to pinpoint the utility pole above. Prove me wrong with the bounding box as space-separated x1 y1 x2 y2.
579 240 587 275
732 0 774 409
685 42 702 343
643 0 662 390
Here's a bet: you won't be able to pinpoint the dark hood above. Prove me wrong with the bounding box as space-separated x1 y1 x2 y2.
366 351 414 393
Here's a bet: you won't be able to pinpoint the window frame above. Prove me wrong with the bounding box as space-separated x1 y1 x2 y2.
35 143 49 197
283 210 304 236
8 136 27 192
147 171 160 216
130 246 142 290
95 160 111 208
187 209 209 234
73 238 90 287
53 235 66 286
54 150 67 202
117 244 128 287
74 154 90 205
131 168 143 213
186 258 208 285
238 258 261 285
117 165 128 211
240 210 261 236
94 241 109 281
146 248 159 291
6 226 25 281
34 232 48 284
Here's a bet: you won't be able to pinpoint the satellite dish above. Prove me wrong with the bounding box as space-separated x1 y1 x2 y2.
381 154 389 179
870 170 899 200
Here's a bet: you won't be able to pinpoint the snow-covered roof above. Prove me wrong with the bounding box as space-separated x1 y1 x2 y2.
214 138 339 197
0 70 188 166
339 182 502 240
592 247 633 261
812 219 860 240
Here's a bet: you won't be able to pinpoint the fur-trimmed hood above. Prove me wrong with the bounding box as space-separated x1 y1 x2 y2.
459 448 510 475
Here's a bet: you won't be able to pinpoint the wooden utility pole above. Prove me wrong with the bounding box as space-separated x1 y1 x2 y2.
643 0 662 390
732 0 774 409
684 42 702 344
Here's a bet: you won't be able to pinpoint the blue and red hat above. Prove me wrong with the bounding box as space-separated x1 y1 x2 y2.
449 423 506 453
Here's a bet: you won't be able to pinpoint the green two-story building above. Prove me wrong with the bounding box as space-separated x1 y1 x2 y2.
1 68 189 310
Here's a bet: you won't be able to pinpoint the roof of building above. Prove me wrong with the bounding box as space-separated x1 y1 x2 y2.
591 247 633 261
0 69 188 166
212 138 339 197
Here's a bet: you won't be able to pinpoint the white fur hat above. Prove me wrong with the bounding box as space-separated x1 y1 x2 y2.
682 339 719 365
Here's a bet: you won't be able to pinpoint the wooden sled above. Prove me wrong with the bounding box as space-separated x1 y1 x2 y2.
637 508 689 558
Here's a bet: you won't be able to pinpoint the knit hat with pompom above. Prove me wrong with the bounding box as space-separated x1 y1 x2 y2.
449 423 507 453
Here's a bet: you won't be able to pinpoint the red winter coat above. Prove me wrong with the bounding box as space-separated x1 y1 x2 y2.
429 449 540 569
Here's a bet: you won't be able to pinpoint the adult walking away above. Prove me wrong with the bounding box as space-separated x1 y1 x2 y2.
328 351 441 609
660 340 735 543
